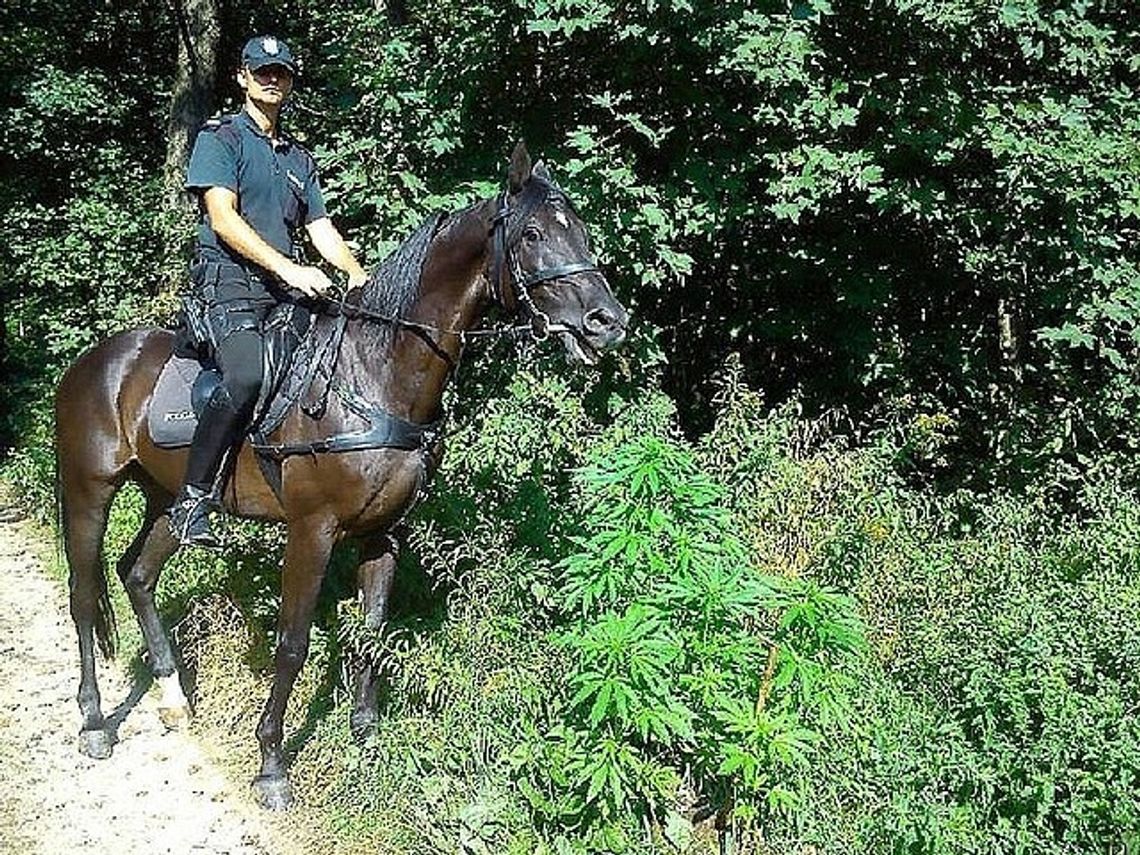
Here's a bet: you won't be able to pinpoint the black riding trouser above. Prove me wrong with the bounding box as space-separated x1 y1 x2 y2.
181 331 264 491
180 259 276 493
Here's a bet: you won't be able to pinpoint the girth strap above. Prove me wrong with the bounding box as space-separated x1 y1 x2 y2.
251 379 443 460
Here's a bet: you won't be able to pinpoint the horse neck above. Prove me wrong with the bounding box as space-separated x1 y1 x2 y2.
339 198 498 423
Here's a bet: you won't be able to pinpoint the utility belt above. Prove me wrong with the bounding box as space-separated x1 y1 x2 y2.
181 257 286 356
190 255 280 300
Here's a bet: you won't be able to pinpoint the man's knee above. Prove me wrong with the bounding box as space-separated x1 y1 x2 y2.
223 367 262 409
216 331 265 409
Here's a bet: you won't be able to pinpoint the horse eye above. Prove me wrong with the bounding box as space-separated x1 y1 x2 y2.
523 226 542 242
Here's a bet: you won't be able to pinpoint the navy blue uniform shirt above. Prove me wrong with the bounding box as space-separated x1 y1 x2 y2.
185 111 327 277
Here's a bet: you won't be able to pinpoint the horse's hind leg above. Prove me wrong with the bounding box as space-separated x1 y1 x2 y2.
63 477 119 759
116 479 187 728
350 533 398 741
57 327 169 757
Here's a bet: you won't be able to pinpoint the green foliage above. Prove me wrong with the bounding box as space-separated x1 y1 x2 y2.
0 0 174 452
512 406 866 839
5 2 1140 854
699 375 1140 854
0 393 56 520
320 0 1139 476
8 0 1140 472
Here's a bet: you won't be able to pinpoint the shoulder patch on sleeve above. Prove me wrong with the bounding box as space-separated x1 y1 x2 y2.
197 115 241 151
200 114 234 132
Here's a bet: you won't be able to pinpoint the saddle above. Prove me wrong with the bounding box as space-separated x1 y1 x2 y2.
147 301 328 450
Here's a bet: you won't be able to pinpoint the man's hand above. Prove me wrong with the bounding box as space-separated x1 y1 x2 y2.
279 262 334 298
348 270 368 290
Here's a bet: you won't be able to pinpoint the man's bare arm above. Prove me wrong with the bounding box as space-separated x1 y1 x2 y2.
306 216 367 288
204 187 332 297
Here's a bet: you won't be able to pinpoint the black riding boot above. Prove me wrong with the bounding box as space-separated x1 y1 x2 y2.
170 386 249 548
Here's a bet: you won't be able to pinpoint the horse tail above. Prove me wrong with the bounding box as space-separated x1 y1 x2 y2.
93 562 118 660
55 443 117 659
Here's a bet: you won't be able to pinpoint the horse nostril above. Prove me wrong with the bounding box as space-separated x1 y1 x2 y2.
583 307 618 335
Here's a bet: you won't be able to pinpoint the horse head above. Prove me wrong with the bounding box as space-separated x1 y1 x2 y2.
490 142 629 365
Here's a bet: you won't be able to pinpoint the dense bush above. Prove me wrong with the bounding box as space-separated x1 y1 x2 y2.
704 369 1140 853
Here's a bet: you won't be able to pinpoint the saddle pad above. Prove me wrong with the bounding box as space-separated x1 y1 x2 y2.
148 355 205 448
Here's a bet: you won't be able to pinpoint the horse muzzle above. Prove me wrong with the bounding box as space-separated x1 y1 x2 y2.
555 296 628 365
582 305 627 349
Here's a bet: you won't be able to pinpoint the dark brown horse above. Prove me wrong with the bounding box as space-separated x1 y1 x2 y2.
55 143 627 809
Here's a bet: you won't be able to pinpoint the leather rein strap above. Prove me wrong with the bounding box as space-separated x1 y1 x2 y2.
251 180 597 461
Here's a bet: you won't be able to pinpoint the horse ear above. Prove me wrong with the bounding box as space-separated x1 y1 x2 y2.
508 140 532 194
533 160 551 182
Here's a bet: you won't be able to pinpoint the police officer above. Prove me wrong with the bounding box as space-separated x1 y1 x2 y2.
170 34 366 547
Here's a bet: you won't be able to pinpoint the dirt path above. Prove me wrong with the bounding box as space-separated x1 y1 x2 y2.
0 512 283 855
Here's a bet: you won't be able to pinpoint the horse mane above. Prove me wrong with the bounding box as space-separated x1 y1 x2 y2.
354 211 447 354
255 210 450 437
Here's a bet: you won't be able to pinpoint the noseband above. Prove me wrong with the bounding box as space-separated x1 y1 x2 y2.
488 179 601 340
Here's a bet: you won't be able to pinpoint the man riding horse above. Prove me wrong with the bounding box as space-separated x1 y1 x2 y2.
58 38 628 803
171 35 367 548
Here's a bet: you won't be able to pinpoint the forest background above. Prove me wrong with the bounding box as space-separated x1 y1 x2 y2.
3 0 1140 853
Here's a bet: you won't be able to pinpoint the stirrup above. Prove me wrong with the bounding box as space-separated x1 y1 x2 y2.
169 486 221 549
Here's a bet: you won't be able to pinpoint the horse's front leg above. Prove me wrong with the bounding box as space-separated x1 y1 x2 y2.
252 519 335 810
351 532 398 741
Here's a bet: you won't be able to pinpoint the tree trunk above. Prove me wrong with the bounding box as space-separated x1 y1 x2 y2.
375 0 408 25
997 294 1021 384
161 0 220 296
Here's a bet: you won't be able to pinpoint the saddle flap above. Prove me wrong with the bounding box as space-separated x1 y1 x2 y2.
148 355 209 448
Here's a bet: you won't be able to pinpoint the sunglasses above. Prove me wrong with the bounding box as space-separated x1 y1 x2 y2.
247 65 294 83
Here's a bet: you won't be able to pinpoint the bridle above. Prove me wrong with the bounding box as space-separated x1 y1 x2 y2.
487 177 602 341
312 178 602 353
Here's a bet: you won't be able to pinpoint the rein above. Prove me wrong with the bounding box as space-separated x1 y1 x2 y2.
251 181 599 464
319 292 540 344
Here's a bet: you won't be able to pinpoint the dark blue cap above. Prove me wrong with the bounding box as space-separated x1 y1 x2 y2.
241 35 299 74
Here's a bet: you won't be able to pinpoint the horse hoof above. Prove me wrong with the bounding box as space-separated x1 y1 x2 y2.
155 674 191 730
350 709 377 743
158 704 192 731
78 728 113 759
252 775 294 811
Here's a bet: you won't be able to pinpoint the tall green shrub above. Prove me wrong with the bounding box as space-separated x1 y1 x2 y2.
513 406 866 845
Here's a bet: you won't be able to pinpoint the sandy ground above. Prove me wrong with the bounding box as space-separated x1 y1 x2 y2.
0 510 284 855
